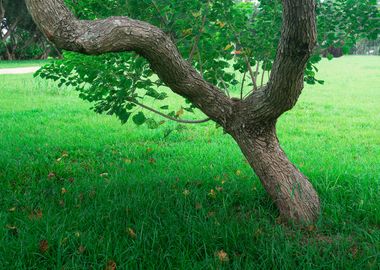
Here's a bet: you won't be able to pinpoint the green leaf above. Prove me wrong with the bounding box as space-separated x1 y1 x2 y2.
132 112 147 126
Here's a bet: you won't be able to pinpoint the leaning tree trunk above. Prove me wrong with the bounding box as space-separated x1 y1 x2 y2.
232 122 320 223
25 0 320 224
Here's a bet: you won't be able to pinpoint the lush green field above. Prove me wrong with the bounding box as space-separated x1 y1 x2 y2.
0 60 52 69
0 56 379 269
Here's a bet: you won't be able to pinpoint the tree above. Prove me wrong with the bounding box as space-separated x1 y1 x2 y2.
0 0 60 60
25 0 378 224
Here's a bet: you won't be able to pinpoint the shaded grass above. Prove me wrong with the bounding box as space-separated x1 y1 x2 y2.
0 56 379 269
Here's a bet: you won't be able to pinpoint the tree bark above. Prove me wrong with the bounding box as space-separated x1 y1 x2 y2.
231 122 320 223
25 0 320 224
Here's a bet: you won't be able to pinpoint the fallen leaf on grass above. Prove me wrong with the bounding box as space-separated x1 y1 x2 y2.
29 209 43 220
39 240 49 253
124 158 132 164
105 260 117 270
216 250 229 262
207 211 216 218
216 186 223 192
8 207 16 212
100 173 109 177
61 188 68 194
78 245 86 254
350 245 359 258
127 228 137 239
195 202 202 210
183 189 190 196
6 225 18 236
208 189 216 199
149 158 156 164
48 172 56 179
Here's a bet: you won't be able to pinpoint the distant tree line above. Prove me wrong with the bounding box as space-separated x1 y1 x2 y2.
0 0 61 60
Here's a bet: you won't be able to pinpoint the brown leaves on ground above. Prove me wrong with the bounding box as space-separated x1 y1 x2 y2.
216 250 229 262
39 239 49 253
105 260 117 270
127 228 137 239
6 224 18 236
29 209 43 220
78 245 86 254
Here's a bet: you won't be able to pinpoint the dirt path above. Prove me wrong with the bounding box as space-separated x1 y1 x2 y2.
0 66 40 75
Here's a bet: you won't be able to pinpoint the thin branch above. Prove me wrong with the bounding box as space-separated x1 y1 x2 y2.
254 61 260 81
196 45 204 76
188 5 209 62
151 0 169 27
219 77 230 98
260 62 267 88
127 98 211 124
240 71 246 100
244 55 258 92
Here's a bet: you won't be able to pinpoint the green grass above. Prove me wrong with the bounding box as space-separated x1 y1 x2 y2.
0 59 53 69
0 56 379 269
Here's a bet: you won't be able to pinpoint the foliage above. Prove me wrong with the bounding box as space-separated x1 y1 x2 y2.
0 0 54 60
36 0 379 125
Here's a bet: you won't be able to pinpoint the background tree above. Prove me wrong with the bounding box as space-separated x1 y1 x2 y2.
26 0 378 224
0 0 60 60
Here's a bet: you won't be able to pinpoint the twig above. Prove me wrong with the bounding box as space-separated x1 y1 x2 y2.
240 71 246 100
189 2 209 62
127 98 211 124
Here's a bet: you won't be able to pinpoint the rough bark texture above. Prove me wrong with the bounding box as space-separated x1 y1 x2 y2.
25 0 320 224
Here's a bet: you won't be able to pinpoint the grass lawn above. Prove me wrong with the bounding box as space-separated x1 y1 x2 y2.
0 60 53 69
0 56 379 269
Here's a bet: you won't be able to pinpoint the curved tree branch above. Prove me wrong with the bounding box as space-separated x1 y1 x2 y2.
265 0 317 117
25 0 233 126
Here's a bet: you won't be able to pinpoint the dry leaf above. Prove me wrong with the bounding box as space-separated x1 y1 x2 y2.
61 188 68 194
127 228 137 239
105 260 117 270
149 158 156 164
208 189 216 198
59 200 65 207
48 172 56 179
176 108 184 117
39 240 49 253
124 159 132 164
350 245 358 258
8 207 16 212
6 224 18 236
207 211 216 218
29 209 43 220
195 202 202 210
100 173 109 177
216 186 223 192
78 245 86 254
216 250 229 262
183 189 190 196
306 224 316 232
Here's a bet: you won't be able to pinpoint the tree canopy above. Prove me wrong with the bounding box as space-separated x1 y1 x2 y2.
36 0 379 126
